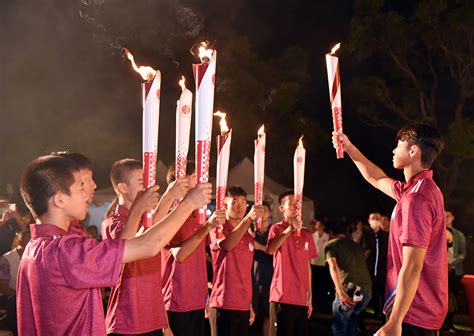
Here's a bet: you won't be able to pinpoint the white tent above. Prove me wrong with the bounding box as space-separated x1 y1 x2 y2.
226 158 315 226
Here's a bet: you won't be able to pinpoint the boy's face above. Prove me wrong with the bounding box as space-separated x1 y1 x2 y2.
279 195 296 219
392 140 414 169
63 171 88 221
225 195 247 220
79 168 97 204
262 205 270 221
123 168 144 203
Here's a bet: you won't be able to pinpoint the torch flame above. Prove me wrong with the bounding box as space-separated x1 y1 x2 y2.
298 135 304 147
179 76 186 91
214 111 229 134
330 43 341 55
198 42 214 63
124 48 157 81
258 125 265 136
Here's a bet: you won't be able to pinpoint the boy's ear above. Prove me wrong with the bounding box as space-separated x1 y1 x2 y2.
409 145 419 157
117 182 127 195
279 203 284 214
52 193 66 209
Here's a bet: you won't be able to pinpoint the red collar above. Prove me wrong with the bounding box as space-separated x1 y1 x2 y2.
30 224 68 238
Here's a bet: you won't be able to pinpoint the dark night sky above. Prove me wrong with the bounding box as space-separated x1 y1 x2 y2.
1 0 472 237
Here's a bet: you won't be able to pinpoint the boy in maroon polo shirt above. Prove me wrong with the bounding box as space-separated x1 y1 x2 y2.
51 151 97 237
17 155 212 335
209 186 264 336
102 158 194 335
161 162 225 336
333 124 446 336
266 190 317 336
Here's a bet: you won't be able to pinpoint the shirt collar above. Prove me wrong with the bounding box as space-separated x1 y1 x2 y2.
403 169 433 191
116 204 130 218
30 224 68 238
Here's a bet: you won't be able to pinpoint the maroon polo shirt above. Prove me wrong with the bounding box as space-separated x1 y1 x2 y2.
68 220 89 237
17 223 124 335
209 220 254 311
268 220 317 307
161 214 208 312
384 170 448 330
102 205 167 334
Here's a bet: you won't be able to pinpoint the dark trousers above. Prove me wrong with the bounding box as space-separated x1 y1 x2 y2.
402 323 439 336
168 309 205 336
109 330 163 336
208 307 250 336
269 302 308 336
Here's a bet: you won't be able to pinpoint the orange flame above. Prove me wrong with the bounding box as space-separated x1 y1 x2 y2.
330 43 341 55
214 111 229 134
298 135 304 147
258 125 265 136
198 42 214 63
124 48 156 81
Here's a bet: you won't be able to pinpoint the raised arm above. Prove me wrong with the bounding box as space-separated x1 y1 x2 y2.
218 205 264 252
327 257 355 308
333 132 395 199
152 178 189 224
122 183 212 264
171 209 226 262
115 186 160 240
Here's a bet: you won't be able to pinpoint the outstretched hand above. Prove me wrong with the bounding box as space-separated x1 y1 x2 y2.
185 183 212 209
131 185 160 214
332 131 352 153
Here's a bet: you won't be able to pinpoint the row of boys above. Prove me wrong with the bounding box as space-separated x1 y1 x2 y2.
17 152 316 336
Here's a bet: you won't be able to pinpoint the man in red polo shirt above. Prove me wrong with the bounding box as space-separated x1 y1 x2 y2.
333 124 446 336
209 186 264 336
266 190 317 336
161 162 225 336
17 155 213 335
102 158 193 335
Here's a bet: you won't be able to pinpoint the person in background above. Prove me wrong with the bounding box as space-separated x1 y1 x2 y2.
250 201 273 336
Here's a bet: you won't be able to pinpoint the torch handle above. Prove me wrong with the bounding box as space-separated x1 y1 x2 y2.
143 151 157 228
196 140 211 225
295 193 303 238
215 185 226 239
332 106 344 159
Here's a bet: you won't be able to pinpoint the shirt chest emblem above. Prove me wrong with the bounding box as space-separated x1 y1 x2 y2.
249 242 254 252
304 242 309 251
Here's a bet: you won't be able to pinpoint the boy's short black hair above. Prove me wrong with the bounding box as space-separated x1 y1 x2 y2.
110 159 142 191
262 200 271 211
51 151 92 171
325 217 352 235
166 161 196 184
20 155 78 219
278 190 294 205
226 186 247 198
396 123 444 168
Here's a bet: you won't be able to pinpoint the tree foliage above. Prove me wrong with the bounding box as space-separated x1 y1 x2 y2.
348 0 474 198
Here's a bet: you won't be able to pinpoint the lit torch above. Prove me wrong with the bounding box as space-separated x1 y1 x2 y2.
214 111 231 239
175 76 193 180
193 42 217 224
325 43 344 159
294 136 306 238
124 48 160 228
254 125 266 230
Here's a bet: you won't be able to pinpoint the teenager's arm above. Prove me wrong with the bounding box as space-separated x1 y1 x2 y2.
327 257 355 307
307 262 313 318
171 210 225 262
153 178 189 224
218 205 264 252
115 186 160 240
375 245 426 336
266 219 302 255
333 132 395 199
122 183 212 263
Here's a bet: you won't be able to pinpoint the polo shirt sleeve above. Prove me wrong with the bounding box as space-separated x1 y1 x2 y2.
324 241 337 262
209 227 220 251
58 236 125 289
391 180 404 201
399 193 433 249
307 233 318 259
267 223 282 243
101 215 124 240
